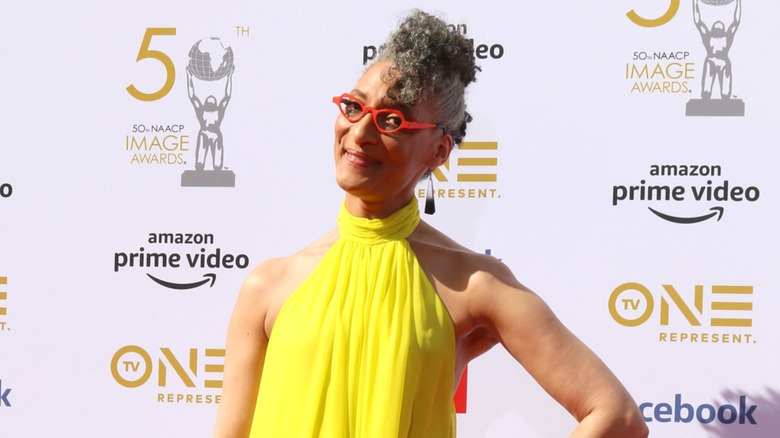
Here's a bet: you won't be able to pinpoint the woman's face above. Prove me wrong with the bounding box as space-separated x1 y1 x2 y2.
333 61 452 213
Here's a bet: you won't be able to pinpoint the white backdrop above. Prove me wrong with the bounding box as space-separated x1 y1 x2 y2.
1 1 778 437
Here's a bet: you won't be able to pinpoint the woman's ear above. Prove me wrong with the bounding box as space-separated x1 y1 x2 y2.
429 133 453 169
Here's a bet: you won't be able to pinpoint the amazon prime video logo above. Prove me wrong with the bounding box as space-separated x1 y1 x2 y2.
612 164 759 224
113 232 249 290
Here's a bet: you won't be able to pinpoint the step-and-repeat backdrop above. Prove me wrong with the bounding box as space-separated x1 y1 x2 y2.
2 1 778 436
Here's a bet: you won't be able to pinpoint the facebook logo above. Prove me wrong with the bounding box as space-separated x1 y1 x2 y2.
0 379 11 407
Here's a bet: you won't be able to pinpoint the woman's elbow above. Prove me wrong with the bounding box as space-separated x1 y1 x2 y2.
619 405 649 438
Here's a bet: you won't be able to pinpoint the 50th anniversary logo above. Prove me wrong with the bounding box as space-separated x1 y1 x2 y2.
123 26 250 186
625 0 745 117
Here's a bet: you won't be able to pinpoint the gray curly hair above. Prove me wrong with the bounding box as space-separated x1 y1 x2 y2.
374 10 479 146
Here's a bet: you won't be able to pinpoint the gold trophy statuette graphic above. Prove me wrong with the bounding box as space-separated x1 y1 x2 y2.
182 37 236 187
686 0 744 116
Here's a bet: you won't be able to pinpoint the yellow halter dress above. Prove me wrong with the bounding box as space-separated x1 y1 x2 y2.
249 199 456 437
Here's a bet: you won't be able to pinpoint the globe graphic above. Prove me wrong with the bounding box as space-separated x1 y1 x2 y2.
188 38 234 81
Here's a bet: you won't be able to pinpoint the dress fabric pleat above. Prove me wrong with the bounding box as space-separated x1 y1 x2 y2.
249 199 456 437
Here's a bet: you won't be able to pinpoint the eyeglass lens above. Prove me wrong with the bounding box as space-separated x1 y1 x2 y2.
337 96 405 133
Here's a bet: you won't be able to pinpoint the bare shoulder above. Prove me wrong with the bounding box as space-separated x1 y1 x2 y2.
409 220 530 298
240 228 339 335
215 230 337 436
244 228 337 292
408 221 541 351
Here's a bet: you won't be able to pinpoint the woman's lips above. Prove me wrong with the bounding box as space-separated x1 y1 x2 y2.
344 148 380 167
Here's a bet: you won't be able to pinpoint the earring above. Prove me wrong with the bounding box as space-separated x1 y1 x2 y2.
424 172 436 215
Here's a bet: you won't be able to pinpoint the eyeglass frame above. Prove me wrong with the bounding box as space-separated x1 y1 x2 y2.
332 93 446 134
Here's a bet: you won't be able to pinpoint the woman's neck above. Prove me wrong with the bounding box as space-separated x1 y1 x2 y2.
343 193 415 220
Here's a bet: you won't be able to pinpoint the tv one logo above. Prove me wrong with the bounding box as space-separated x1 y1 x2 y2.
0 276 7 332
111 345 224 398
419 142 500 201
434 142 498 184
609 282 753 329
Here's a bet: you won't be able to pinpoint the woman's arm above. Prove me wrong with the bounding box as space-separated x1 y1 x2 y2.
212 267 271 438
470 262 648 437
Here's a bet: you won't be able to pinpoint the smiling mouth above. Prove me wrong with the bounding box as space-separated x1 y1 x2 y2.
344 149 380 167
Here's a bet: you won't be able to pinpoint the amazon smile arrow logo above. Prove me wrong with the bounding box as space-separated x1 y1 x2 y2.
146 273 217 290
648 206 724 224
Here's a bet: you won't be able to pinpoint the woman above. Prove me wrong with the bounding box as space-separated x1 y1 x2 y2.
214 10 649 438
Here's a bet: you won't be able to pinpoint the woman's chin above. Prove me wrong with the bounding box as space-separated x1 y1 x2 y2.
335 172 367 194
